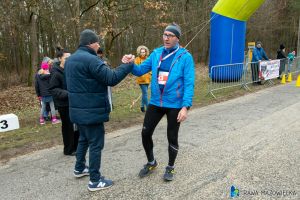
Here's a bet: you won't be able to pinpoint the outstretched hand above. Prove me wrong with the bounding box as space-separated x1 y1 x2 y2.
122 54 135 63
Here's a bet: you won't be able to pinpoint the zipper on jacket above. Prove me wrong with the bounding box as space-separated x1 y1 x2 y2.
158 51 187 107
160 89 164 107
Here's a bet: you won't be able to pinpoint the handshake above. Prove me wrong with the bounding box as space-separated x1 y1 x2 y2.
122 54 135 64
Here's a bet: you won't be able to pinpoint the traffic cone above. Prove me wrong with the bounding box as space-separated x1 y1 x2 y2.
281 74 286 84
287 73 292 82
296 75 300 87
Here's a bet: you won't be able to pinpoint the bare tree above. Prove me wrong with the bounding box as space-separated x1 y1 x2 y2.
0 0 299 87
28 8 39 86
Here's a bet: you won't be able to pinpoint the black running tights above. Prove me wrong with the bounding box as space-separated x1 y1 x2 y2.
141 104 181 166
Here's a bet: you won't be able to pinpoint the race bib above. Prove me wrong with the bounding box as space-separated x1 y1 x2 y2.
158 71 169 85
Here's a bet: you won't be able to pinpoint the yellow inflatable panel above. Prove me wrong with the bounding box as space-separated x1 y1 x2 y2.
212 0 265 21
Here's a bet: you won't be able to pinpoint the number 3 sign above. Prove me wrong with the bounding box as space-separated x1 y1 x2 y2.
0 114 19 132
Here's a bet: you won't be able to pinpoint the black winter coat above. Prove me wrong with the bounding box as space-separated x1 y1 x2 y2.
64 46 133 125
35 71 51 97
49 64 69 107
277 49 287 67
277 49 286 59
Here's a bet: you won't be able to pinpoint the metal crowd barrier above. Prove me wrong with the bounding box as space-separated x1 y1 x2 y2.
208 56 300 98
285 56 300 75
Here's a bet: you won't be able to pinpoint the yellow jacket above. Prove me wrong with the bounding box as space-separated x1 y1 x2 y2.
135 56 151 84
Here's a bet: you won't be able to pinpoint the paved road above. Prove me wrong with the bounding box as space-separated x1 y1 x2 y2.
0 83 299 200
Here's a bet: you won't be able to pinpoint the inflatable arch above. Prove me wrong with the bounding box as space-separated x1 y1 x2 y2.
209 0 265 81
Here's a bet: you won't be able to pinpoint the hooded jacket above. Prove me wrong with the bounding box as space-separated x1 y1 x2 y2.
132 46 195 109
35 69 51 97
287 52 295 61
252 47 269 62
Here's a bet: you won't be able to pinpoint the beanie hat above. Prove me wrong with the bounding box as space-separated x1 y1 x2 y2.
164 23 181 39
41 62 49 70
79 29 99 46
280 44 285 50
42 57 52 63
256 41 262 45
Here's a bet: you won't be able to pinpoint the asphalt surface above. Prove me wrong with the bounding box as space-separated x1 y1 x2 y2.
0 83 299 200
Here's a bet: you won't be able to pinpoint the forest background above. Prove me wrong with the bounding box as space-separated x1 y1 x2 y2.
0 0 299 88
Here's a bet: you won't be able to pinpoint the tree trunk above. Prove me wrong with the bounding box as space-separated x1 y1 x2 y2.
297 16 300 56
28 12 38 87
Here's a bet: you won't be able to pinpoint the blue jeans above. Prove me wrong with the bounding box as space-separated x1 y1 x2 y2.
288 63 293 73
139 84 149 108
40 96 56 118
75 123 105 182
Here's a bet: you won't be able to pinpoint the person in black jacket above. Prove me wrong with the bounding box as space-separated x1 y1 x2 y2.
64 29 134 191
49 47 79 156
35 62 60 125
276 44 287 77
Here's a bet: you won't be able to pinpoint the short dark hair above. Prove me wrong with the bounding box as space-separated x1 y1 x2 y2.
56 46 70 58
97 48 104 54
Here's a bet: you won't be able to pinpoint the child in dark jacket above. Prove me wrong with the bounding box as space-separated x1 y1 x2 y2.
35 62 60 125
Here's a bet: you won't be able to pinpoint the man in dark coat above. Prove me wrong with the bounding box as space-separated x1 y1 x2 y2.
64 29 134 192
276 44 287 76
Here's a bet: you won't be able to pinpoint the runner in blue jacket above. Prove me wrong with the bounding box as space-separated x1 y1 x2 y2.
131 23 195 181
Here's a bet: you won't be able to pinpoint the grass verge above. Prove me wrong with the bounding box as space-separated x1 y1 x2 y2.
0 64 280 163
